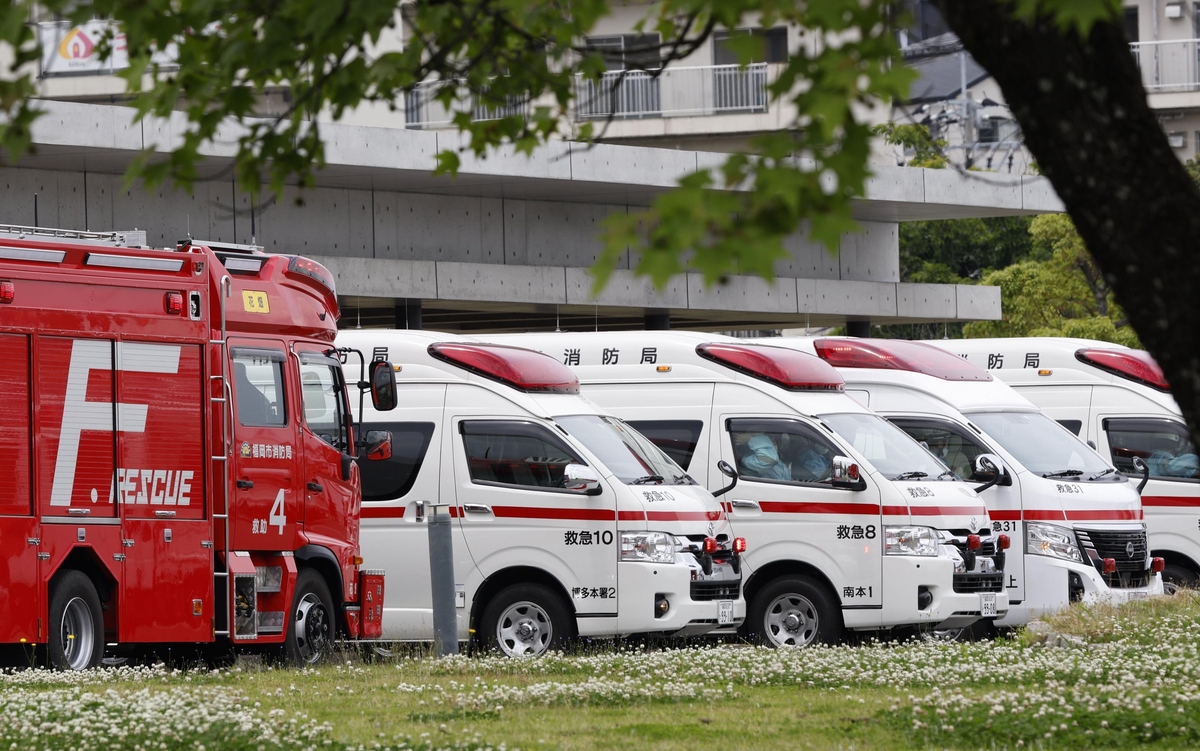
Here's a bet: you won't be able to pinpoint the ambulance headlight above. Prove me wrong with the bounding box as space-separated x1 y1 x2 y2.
884 526 939 557
1026 522 1084 563
620 531 677 564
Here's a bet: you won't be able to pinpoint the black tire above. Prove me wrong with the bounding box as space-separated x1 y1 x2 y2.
1163 563 1199 595
744 576 842 648
285 569 336 666
480 583 572 657
48 570 104 670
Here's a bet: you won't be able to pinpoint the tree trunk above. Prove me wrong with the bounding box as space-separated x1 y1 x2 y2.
935 1 1200 447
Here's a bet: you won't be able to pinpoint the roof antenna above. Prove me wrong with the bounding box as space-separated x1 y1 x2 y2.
555 305 561 333
356 305 362 329
594 305 598 332
186 214 191 239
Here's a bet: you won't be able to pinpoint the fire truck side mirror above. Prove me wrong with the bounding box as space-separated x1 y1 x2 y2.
369 361 398 411
364 430 392 461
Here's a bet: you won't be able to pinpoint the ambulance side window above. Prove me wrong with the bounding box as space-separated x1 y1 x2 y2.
359 422 436 502
727 418 838 486
888 418 987 481
299 354 349 451
232 350 287 427
625 420 703 470
1057 419 1083 436
1105 418 1200 481
461 420 585 490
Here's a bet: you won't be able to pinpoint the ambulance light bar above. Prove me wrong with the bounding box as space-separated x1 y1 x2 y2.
287 256 336 296
696 343 844 391
1075 347 1170 392
429 343 580 394
813 338 992 382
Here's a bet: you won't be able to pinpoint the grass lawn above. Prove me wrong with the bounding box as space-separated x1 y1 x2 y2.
5 593 1200 750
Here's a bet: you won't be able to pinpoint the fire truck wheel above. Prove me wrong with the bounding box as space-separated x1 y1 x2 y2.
1163 563 1199 595
746 576 842 648
286 569 336 666
48 570 104 671
481 584 572 658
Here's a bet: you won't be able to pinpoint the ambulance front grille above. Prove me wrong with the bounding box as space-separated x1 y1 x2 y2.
690 581 740 601
952 572 1005 593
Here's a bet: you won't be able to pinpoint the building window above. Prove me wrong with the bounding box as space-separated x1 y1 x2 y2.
713 27 788 66
578 34 663 119
1123 6 1139 42
585 33 662 71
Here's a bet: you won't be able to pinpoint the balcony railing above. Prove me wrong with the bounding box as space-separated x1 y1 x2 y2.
575 63 770 120
404 82 529 130
1131 39 1200 93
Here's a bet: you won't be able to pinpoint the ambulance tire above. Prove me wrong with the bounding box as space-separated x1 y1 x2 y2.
746 576 842 648
47 570 105 671
1163 563 1199 595
480 584 572 658
285 569 336 666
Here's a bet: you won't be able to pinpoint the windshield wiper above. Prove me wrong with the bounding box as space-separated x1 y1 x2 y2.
894 471 929 481
631 474 665 485
671 474 694 485
1087 467 1117 481
1042 469 1083 479
936 470 958 481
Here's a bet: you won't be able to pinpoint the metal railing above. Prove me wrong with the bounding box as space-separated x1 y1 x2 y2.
574 63 770 120
404 81 529 129
1130 39 1200 93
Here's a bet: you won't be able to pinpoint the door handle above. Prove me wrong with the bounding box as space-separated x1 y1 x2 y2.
307 481 324 493
462 504 491 514
731 499 761 510
236 479 254 489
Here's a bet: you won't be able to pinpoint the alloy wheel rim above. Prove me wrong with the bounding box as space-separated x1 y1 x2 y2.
497 601 552 657
764 593 819 647
60 597 94 670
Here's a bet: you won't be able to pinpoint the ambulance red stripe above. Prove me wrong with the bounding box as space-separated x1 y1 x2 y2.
1141 495 1200 508
757 501 881 515
881 505 988 517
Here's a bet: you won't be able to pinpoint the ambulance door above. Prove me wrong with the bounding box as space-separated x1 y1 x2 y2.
357 384 448 639
888 416 1026 603
117 341 212 643
292 346 357 559
228 341 302 550
0 333 39 644
451 404 617 621
719 413 883 615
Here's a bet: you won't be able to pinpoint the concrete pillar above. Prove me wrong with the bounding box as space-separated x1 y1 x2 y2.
644 309 670 330
395 299 423 330
846 320 871 338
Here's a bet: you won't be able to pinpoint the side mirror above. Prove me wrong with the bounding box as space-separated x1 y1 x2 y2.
562 463 602 495
712 459 739 497
831 455 867 491
364 430 392 461
369 360 398 412
1132 456 1150 494
972 453 1011 493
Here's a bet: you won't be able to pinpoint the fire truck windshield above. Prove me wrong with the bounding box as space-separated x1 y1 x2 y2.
556 415 695 486
819 412 955 481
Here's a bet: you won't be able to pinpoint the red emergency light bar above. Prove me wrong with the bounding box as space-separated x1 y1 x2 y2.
696 343 844 391
813 338 992 382
429 343 580 394
287 256 337 297
1076 347 1170 392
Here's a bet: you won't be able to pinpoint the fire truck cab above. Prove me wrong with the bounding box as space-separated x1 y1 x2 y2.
0 226 393 669
488 331 1007 646
927 337 1200 591
783 337 1163 625
336 329 745 657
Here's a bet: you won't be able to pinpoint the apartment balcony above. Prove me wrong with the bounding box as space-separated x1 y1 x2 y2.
573 63 771 120
1132 39 1200 94
404 83 530 130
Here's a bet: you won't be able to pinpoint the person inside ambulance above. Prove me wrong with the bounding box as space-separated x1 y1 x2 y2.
1109 423 1200 479
734 431 791 480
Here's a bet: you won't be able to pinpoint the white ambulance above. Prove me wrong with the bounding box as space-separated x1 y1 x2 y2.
335 330 745 656
781 337 1163 624
926 337 1199 591
486 332 1008 646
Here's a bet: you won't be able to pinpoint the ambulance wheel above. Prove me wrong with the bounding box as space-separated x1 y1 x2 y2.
286 569 335 666
1163 563 1198 595
481 584 572 657
48 570 104 671
747 576 842 648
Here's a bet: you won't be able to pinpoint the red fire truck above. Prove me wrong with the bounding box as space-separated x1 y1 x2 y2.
0 225 396 669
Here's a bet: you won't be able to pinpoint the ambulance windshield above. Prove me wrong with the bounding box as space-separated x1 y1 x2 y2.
967 411 1113 478
555 415 695 486
819 413 955 481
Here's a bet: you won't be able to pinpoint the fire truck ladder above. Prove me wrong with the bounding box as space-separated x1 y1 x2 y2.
210 275 234 638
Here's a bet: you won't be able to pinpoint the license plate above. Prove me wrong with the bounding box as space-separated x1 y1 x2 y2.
980 592 997 617
718 600 734 625
1129 591 1149 602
